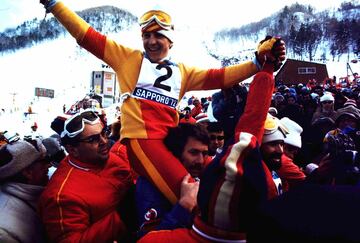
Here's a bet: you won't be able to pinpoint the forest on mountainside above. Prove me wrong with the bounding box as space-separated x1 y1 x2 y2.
0 6 137 53
0 1 359 64
214 1 360 62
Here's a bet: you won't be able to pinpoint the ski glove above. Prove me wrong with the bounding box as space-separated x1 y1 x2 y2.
40 0 58 13
254 36 286 72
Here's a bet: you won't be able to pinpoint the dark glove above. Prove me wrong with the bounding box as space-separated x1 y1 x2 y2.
255 36 286 72
39 0 57 13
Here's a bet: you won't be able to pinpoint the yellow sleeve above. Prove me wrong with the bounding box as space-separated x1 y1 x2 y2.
178 61 258 96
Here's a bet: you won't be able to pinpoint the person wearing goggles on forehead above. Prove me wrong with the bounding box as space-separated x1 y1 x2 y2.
38 110 134 242
39 0 286 205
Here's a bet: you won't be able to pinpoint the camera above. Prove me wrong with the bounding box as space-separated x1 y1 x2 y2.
325 132 356 158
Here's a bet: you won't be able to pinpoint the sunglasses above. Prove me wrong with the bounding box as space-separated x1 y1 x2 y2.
322 101 333 104
210 135 225 141
139 10 174 30
61 110 100 138
77 130 107 144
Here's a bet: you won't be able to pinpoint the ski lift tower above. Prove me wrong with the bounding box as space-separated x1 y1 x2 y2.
347 59 359 85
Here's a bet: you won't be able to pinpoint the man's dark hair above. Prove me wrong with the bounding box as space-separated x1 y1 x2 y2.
183 106 191 112
164 123 210 159
206 122 224 133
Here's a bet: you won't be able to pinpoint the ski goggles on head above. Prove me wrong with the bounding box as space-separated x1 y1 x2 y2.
139 10 174 31
61 110 100 138
264 114 288 136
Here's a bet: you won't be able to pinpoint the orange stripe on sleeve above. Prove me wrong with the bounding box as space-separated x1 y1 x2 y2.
56 167 74 233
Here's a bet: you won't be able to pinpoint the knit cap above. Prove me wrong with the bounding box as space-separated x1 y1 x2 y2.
343 99 357 108
280 117 303 148
197 133 267 234
262 114 288 144
50 115 70 135
42 137 66 167
31 122 38 128
268 107 278 116
0 139 46 180
310 93 319 100
273 93 285 101
193 107 281 239
335 105 360 123
196 129 275 239
320 93 334 103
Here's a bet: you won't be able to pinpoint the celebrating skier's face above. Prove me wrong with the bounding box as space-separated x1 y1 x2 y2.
142 31 172 63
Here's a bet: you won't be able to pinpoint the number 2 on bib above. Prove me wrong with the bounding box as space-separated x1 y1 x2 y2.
153 64 172 92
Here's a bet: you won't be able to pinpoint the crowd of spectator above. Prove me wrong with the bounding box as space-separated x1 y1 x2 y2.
1 73 360 242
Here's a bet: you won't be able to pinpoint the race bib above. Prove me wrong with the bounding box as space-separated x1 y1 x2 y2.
133 58 181 108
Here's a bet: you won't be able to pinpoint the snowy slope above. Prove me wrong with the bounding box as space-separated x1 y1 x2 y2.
0 23 221 137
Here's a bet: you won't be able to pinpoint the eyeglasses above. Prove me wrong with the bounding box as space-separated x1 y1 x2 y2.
210 135 225 141
322 101 333 104
139 10 174 30
61 110 100 138
77 130 107 144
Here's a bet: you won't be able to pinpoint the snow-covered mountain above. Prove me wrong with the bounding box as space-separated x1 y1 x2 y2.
0 2 359 138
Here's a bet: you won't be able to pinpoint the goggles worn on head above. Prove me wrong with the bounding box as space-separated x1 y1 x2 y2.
264 114 288 136
322 101 333 104
61 110 100 138
139 10 174 31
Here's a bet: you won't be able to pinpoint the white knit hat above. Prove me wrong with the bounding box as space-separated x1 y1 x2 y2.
0 139 46 180
268 107 278 116
320 93 334 103
157 29 175 43
262 114 288 144
280 117 303 148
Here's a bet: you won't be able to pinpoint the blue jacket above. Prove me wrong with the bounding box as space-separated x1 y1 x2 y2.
135 176 193 239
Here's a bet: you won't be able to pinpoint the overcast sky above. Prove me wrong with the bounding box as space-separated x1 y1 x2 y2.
0 0 346 32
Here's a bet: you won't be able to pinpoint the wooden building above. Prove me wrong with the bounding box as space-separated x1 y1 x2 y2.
275 59 329 86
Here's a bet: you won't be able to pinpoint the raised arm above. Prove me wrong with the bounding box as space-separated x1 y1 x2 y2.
234 64 275 143
179 37 285 94
39 0 139 70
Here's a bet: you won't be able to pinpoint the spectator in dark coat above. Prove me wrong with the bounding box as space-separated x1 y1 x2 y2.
212 84 248 141
278 94 304 126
